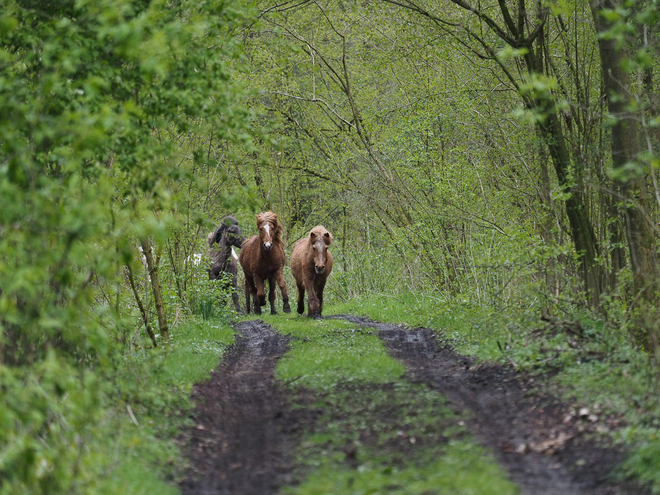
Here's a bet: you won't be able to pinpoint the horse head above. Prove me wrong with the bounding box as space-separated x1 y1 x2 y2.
224 223 245 249
309 225 332 274
256 211 281 252
210 216 240 246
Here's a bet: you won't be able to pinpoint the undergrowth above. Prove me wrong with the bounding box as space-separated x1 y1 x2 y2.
0 317 235 495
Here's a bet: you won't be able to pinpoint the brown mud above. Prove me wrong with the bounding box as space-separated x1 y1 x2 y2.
179 320 302 495
180 316 648 495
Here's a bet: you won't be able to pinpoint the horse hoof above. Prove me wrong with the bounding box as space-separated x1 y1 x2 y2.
283 306 291 314
271 310 278 315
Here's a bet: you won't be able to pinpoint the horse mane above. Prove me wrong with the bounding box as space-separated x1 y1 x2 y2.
257 211 285 249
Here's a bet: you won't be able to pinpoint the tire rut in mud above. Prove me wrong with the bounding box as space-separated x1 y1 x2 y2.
331 314 647 495
179 320 303 495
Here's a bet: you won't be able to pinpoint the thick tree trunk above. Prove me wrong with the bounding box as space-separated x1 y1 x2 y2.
591 0 660 353
140 239 170 345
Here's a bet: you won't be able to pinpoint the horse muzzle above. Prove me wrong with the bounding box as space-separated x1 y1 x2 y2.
315 266 325 274
263 242 273 251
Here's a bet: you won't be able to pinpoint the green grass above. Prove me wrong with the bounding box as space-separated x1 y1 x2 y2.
92 316 236 494
326 292 510 358
262 312 518 495
263 313 405 389
287 444 518 495
154 318 235 390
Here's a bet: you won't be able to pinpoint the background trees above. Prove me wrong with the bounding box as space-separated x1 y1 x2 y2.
231 0 660 349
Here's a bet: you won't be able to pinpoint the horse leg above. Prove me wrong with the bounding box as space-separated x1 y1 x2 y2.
244 279 251 314
268 275 278 315
245 276 261 315
304 277 320 318
253 274 267 308
316 279 327 316
231 267 242 315
296 281 305 315
275 268 291 313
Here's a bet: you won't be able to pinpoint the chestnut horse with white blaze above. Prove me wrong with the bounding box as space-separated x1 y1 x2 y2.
290 225 333 318
239 212 291 315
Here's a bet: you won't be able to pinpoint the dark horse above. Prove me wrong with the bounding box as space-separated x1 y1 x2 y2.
238 211 291 315
208 216 245 314
290 225 333 318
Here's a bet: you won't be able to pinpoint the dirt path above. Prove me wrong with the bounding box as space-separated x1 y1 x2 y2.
180 316 646 495
179 320 303 495
333 314 645 495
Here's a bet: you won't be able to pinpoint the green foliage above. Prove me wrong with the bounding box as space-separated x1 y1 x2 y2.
0 0 251 490
0 315 235 494
0 0 251 363
621 437 660 493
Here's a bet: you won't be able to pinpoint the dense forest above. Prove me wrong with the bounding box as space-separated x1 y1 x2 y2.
2 0 660 492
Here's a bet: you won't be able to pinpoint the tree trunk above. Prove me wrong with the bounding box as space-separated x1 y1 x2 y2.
140 239 170 345
535 93 606 308
125 263 158 348
591 0 660 354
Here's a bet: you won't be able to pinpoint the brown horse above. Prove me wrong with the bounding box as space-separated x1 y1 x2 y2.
208 216 245 314
290 225 333 318
239 212 291 315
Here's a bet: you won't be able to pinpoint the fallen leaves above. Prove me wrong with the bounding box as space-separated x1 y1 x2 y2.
504 430 574 456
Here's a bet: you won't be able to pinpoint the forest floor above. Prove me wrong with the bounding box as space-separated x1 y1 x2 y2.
178 314 648 495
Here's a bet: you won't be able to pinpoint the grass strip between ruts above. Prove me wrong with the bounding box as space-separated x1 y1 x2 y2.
260 312 519 495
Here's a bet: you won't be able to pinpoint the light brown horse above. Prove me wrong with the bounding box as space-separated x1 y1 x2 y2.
290 225 333 318
239 212 291 315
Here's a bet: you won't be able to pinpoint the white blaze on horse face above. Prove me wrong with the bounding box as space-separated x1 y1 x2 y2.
262 223 272 250
231 247 238 260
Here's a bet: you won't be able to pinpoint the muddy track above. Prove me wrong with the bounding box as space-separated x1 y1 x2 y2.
179 320 302 495
332 314 646 495
180 316 647 495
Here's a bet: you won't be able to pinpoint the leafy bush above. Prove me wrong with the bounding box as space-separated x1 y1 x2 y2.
0 0 251 490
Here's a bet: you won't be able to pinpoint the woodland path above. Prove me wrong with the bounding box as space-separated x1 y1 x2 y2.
179 316 646 495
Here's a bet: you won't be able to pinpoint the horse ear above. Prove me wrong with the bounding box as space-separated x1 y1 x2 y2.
323 231 333 245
